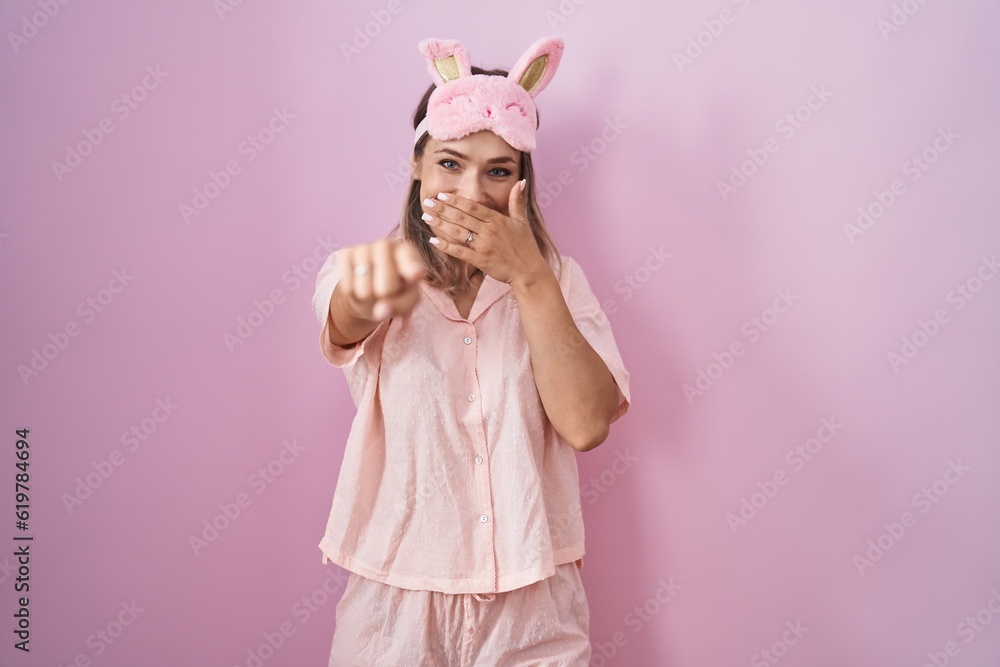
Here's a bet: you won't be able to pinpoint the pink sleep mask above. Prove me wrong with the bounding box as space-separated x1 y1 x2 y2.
414 36 565 153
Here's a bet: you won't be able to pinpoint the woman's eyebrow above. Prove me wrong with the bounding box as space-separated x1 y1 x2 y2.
435 148 516 165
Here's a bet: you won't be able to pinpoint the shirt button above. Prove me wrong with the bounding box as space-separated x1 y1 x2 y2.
464 336 472 345
479 514 489 523
468 394 476 402
475 455 483 465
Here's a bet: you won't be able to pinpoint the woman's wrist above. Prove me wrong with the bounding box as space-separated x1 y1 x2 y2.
328 283 379 347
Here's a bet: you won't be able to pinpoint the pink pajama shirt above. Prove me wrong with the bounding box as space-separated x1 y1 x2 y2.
312 246 631 664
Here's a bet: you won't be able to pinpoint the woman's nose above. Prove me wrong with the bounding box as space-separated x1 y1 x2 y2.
457 176 489 204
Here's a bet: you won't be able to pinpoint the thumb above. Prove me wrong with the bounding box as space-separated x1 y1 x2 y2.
509 178 528 223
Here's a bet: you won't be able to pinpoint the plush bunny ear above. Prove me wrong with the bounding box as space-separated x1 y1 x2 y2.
418 38 473 86
508 36 564 97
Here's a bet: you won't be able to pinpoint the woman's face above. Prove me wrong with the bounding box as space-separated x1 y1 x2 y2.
413 130 521 217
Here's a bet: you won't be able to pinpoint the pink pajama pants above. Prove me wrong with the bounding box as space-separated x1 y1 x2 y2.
327 562 591 666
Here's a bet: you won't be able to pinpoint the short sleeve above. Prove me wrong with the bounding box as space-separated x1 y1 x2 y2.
563 256 631 424
312 249 384 369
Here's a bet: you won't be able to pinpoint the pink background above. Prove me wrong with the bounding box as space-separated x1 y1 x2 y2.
3 1 999 665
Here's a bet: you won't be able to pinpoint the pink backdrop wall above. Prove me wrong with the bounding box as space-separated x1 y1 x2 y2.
3 1 999 665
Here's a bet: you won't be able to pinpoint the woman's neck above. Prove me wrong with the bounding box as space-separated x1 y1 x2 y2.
458 264 483 293
458 261 482 280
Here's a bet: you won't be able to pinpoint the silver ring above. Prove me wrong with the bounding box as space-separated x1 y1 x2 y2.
465 230 474 245
354 263 371 277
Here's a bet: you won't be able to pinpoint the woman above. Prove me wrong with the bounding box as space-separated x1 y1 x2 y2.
313 36 631 666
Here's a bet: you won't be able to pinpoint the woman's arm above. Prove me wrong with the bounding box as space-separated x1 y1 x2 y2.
512 269 620 453
327 281 378 347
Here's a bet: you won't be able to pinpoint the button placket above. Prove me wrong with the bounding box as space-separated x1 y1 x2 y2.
465 329 486 465
464 324 497 590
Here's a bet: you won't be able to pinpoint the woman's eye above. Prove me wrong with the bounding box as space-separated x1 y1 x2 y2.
438 160 509 177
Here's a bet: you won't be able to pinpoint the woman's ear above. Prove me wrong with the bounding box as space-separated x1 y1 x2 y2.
410 154 421 180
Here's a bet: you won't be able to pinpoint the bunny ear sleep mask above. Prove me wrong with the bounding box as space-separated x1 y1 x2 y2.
413 36 565 153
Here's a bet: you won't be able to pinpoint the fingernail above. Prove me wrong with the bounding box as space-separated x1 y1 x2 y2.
422 198 436 208
518 179 526 192
422 212 434 222
436 192 449 201
373 302 391 320
429 237 440 245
